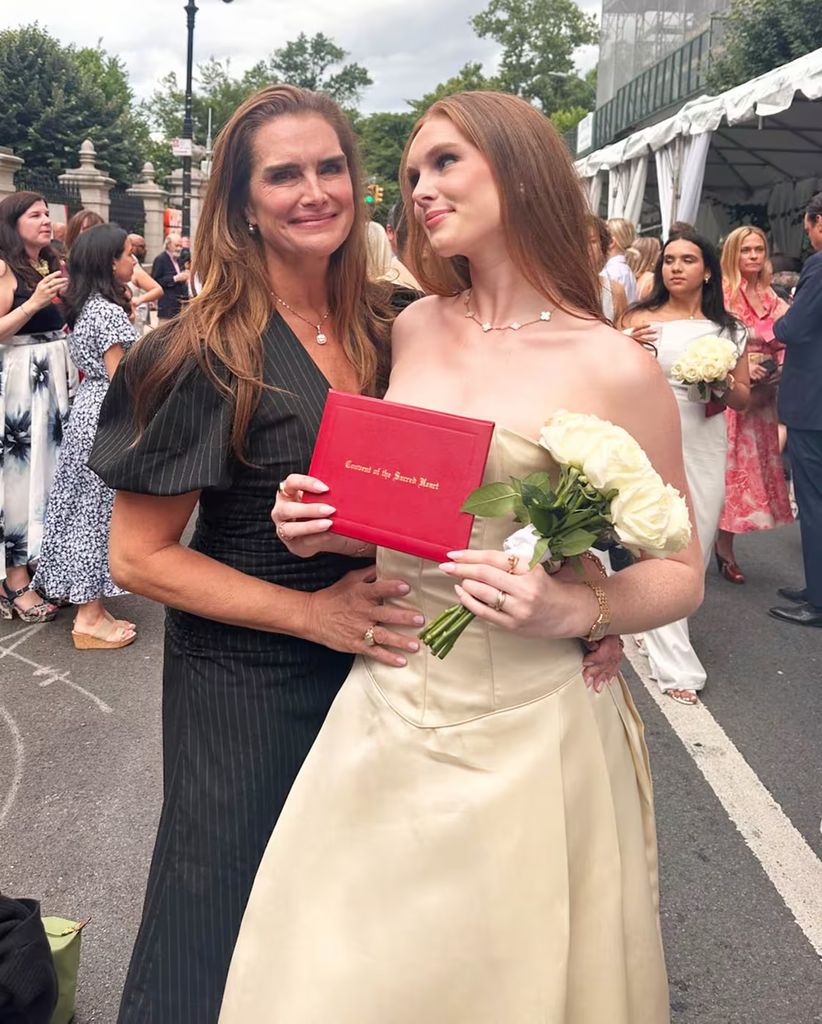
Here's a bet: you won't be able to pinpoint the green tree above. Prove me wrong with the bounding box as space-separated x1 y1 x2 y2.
406 61 499 118
708 0 822 92
268 32 372 107
0 24 150 185
470 0 598 115
354 110 417 224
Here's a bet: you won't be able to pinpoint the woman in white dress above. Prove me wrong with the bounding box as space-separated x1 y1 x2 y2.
622 230 749 704
220 91 706 1023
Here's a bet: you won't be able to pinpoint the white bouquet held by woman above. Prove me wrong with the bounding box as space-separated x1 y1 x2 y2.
419 411 692 658
669 334 738 402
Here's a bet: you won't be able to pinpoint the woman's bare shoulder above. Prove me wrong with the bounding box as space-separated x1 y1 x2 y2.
577 319 663 389
392 294 456 342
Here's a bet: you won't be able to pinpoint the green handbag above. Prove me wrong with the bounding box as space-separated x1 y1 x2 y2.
42 916 89 1024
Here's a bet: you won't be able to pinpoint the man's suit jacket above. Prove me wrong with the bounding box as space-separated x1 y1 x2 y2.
774 250 822 430
150 250 188 319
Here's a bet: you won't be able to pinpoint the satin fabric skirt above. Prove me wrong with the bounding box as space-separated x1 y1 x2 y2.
220 658 669 1023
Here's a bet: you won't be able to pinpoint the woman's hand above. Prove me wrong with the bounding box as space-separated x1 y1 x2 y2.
272 473 373 559
439 549 593 640
304 565 425 668
749 362 770 383
29 271 67 311
622 323 658 347
582 635 623 692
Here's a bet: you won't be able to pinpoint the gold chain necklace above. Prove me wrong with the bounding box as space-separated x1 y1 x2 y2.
272 292 331 345
463 289 553 333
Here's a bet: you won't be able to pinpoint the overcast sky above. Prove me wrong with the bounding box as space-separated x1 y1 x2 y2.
2 0 599 113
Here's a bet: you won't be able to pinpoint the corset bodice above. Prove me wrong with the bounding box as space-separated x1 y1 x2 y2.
369 428 584 726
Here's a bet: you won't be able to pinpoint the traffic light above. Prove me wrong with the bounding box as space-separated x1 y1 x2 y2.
364 184 377 205
375 185 384 204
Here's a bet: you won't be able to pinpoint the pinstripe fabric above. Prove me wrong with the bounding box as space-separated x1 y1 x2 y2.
89 314 370 1024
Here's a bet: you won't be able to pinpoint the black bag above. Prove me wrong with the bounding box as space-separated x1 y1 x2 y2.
0 895 58 1024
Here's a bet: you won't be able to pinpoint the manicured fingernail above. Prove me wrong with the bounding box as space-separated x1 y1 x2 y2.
407 641 419 652
395 655 407 666
316 519 333 528
446 551 465 559
454 584 465 597
397 583 411 595
313 482 330 492
318 505 336 515
439 562 456 573
413 615 425 626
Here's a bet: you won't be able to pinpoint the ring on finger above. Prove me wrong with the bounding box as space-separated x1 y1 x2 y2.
363 625 378 647
493 589 507 612
276 523 287 540
506 554 519 574
277 479 290 496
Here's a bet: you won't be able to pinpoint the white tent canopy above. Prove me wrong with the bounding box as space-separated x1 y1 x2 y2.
577 47 822 244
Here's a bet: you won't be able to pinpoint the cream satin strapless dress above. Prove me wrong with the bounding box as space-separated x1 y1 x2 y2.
220 429 670 1024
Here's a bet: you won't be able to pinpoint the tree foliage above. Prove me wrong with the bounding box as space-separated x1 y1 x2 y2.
268 32 372 107
708 0 822 92
471 0 598 115
353 110 417 223
0 24 150 185
406 62 499 118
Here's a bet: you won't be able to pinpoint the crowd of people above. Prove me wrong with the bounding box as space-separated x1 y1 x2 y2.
1 82 820 1023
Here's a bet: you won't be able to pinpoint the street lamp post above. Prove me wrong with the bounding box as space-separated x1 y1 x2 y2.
181 0 233 239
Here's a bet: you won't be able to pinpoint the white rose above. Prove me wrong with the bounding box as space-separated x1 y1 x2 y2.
580 433 652 492
611 480 692 557
539 410 609 468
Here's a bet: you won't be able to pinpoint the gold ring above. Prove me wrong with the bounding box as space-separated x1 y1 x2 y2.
494 589 507 612
278 480 290 496
506 554 519 574
276 523 287 540
363 626 377 647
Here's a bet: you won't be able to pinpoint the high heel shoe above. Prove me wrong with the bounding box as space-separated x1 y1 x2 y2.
1 580 59 622
714 547 745 585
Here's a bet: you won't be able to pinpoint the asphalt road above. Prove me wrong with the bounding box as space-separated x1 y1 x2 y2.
1 522 820 1023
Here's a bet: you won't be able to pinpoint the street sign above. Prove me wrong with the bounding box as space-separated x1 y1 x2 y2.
171 137 193 157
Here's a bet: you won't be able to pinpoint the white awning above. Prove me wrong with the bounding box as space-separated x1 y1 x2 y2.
576 46 822 192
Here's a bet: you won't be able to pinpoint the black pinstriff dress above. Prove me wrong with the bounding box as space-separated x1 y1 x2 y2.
89 311 392 1023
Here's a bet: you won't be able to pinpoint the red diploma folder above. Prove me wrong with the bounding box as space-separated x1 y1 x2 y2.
304 390 494 562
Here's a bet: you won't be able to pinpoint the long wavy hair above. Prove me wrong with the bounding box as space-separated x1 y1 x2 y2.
399 91 603 322
64 209 105 256
125 85 395 461
625 228 739 334
63 224 131 329
626 236 661 277
0 191 60 291
720 226 772 303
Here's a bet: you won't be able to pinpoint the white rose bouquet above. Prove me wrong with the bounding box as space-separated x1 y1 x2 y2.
419 411 692 658
669 334 738 402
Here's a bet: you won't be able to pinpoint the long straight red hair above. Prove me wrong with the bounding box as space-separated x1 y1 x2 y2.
400 91 603 321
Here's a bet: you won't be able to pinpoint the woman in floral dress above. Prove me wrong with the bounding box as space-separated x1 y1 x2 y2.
33 224 137 648
715 227 793 583
0 191 72 622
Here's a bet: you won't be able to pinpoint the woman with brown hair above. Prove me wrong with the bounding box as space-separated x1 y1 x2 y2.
87 85 424 1022
715 226 792 583
0 192 70 621
221 91 705 1023
63 208 104 257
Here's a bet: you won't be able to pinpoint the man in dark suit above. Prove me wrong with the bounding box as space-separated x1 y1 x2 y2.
150 233 190 323
770 192 822 627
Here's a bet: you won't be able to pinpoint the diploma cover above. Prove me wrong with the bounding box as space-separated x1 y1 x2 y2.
305 390 494 562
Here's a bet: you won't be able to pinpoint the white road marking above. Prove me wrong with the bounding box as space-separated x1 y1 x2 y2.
626 642 822 959
0 702 24 829
0 626 112 714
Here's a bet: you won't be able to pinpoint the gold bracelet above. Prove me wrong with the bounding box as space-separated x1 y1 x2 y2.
581 580 610 643
579 551 607 578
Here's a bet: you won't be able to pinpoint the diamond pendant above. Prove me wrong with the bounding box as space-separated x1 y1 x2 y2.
316 332 328 345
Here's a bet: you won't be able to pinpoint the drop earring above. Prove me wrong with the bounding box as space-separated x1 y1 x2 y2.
248 221 258 235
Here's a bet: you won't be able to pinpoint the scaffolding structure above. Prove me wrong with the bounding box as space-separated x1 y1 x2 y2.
597 0 730 108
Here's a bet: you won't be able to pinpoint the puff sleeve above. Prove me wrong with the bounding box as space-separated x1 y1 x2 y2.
88 359 234 495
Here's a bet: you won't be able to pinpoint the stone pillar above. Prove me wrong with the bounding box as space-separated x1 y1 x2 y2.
59 139 115 219
0 146 23 200
128 162 168 263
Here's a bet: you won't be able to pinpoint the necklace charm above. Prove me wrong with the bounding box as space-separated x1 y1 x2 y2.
272 292 332 345
464 290 554 335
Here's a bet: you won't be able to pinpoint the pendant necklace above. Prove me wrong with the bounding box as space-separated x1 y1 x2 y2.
463 290 553 333
272 293 331 345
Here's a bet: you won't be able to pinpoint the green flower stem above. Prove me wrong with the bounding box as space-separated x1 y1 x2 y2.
419 604 476 659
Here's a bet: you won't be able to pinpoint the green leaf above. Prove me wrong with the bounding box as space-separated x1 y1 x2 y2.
530 536 552 568
553 528 598 557
522 471 552 491
529 506 558 537
461 482 518 517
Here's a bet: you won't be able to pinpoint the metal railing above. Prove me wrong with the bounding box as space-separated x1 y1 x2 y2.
578 18 726 156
